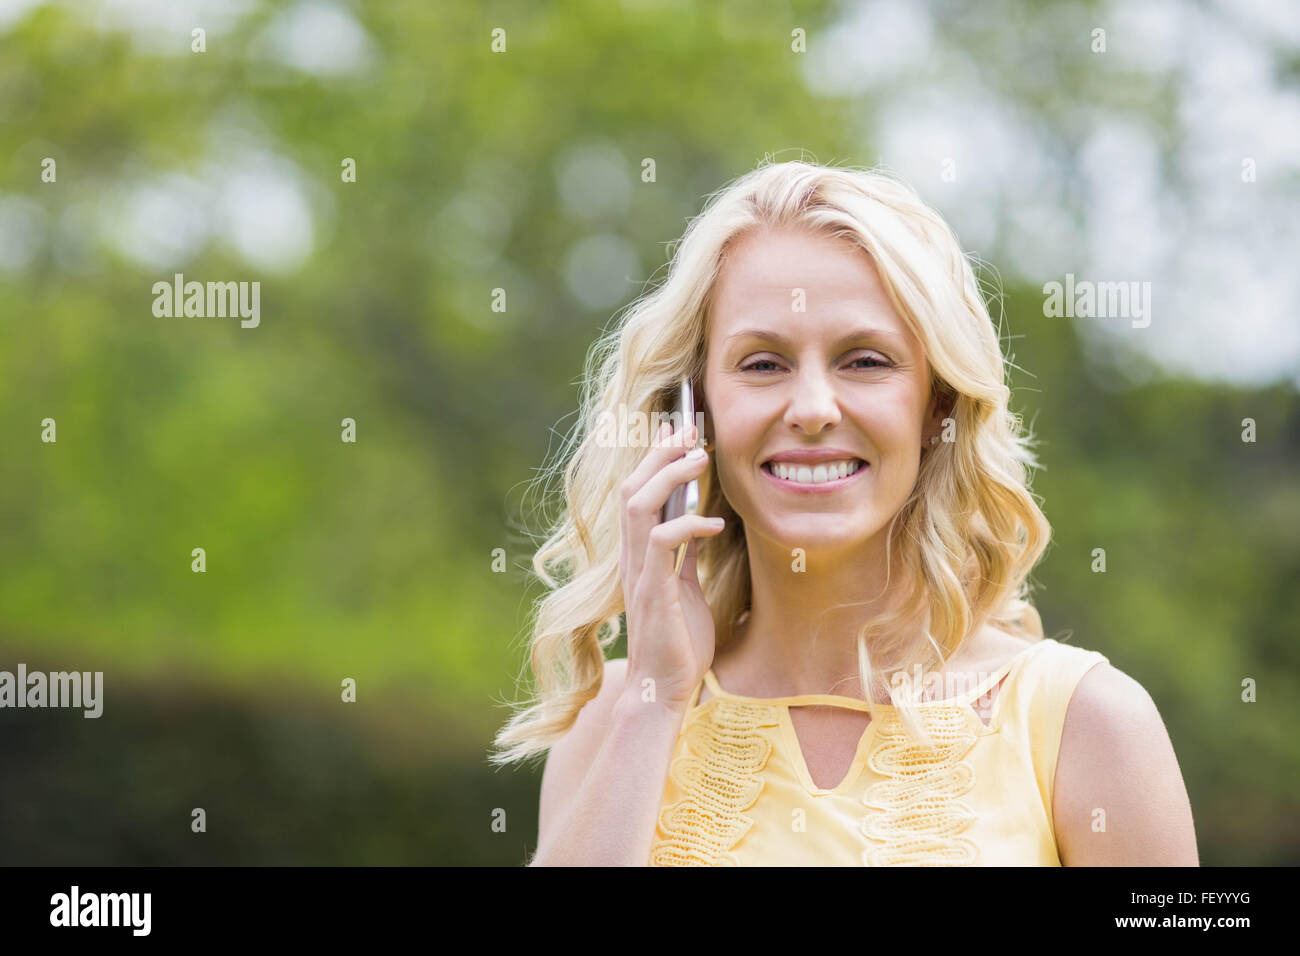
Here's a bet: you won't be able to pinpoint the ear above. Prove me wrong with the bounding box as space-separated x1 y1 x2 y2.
925 381 956 434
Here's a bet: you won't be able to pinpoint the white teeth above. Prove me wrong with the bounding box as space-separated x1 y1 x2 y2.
768 459 863 484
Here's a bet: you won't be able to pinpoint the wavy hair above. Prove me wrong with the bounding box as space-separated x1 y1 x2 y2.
491 158 1050 765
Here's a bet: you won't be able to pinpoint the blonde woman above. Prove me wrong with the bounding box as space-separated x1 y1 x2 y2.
494 159 1198 867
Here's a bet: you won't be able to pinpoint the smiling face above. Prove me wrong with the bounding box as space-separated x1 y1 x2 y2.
702 225 948 558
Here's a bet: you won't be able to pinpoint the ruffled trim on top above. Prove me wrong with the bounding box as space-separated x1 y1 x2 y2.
859 703 987 866
649 699 780 866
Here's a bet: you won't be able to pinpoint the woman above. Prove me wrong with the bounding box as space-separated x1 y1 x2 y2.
494 159 1198 866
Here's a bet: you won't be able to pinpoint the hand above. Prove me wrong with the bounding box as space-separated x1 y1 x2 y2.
617 419 725 712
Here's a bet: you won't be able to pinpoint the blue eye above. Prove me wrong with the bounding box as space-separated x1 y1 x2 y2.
852 357 891 369
741 359 781 372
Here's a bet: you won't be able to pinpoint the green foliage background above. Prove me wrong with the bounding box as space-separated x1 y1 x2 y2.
1 0 1296 864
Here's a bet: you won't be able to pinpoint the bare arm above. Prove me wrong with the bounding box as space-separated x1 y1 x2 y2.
530 420 719 866
530 657 688 866
1053 663 1200 866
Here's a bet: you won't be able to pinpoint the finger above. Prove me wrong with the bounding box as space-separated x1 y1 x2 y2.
643 513 726 588
622 422 701 586
623 419 698 504
625 443 711 586
630 443 711 526
621 420 670 590
621 419 672 590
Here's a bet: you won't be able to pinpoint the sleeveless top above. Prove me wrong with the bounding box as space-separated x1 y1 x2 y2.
648 637 1109 866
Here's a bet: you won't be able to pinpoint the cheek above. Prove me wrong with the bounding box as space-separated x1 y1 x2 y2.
709 397 764 455
852 397 923 450
712 447 751 498
710 435 764 515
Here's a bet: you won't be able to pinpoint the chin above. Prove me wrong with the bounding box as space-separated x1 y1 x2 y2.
756 515 884 554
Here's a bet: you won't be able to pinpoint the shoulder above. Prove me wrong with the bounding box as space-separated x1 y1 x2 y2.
1051 660 1199 865
536 657 629 847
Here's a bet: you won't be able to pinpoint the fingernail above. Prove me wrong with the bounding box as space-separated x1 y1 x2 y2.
687 447 707 461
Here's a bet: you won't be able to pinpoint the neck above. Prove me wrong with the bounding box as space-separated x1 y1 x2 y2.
722 525 916 700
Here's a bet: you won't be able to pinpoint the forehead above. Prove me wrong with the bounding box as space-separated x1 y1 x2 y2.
707 226 915 348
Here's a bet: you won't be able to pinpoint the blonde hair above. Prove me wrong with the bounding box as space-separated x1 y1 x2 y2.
491 158 1049 765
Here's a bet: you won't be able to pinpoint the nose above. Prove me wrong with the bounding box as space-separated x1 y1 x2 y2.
783 367 842 434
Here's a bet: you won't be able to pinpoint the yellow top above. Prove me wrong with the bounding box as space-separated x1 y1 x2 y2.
649 637 1109 866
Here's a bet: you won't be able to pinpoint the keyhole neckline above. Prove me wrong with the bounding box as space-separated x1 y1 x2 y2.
690 639 1053 796
698 637 1050 711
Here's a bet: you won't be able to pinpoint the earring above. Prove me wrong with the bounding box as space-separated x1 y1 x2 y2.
925 435 939 448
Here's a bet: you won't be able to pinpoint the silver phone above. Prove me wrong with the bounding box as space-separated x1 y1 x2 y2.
660 378 710 574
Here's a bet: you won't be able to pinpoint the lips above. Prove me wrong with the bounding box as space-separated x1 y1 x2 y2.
762 447 865 466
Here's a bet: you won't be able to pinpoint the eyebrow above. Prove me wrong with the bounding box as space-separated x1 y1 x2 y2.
723 326 906 349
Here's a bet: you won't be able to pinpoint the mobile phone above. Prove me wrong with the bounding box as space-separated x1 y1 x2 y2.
660 377 711 574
